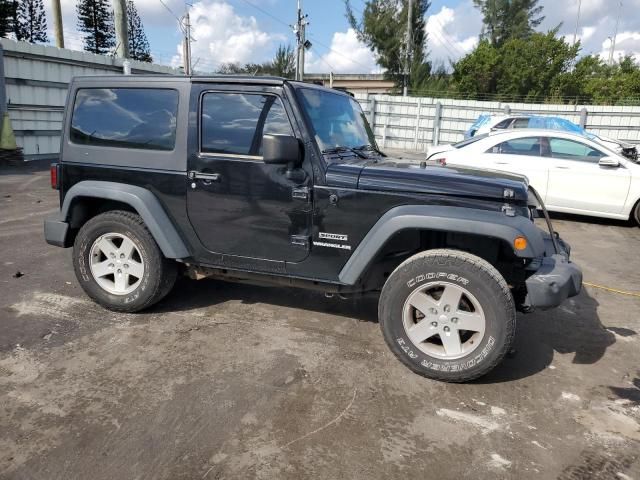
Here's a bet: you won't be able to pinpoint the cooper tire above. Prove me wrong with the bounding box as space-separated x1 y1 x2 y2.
378 249 515 382
73 210 178 313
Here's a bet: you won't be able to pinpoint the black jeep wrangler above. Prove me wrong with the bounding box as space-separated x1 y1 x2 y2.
44 75 582 382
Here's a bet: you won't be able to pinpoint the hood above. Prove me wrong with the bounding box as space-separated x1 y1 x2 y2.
426 144 455 158
326 157 529 202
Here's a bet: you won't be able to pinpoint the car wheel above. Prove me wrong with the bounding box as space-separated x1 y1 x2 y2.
634 200 640 226
73 210 178 313
378 249 515 382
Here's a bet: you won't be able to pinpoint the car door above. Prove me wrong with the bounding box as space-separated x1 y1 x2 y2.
481 136 552 198
186 87 311 263
544 137 631 215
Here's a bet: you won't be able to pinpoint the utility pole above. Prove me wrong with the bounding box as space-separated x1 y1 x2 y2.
572 0 582 46
403 0 412 96
609 1 622 65
51 0 64 48
293 1 309 81
114 0 129 58
182 11 192 75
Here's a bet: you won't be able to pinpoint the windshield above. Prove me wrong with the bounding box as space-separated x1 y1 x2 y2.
453 133 489 148
298 88 377 155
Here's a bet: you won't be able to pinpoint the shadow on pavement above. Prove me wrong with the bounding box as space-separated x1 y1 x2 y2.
150 277 618 383
149 276 380 324
477 289 616 383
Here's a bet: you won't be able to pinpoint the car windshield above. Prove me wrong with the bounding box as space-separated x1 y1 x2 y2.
453 133 489 148
298 87 377 157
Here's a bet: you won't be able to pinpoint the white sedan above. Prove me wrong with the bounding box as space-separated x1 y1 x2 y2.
427 129 640 223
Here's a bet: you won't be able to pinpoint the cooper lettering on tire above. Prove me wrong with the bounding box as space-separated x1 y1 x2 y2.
378 249 515 382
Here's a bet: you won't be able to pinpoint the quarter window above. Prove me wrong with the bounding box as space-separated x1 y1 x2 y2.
487 137 541 156
70 88 178 151
546 138 605 162
200 92 293 157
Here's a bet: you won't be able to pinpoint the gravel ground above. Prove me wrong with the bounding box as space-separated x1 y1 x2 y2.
1 163 639 480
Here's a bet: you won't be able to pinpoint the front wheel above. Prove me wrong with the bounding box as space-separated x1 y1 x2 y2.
73 210 178 313
378 249 516 382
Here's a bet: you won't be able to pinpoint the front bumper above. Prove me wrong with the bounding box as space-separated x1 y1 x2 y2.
525 254 582 309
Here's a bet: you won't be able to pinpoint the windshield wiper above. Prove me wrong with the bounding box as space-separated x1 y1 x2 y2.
353 144 386 157
322 146 368 159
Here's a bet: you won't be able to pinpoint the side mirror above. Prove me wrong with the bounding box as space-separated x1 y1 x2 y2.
263 134 302 168
598 156 620 168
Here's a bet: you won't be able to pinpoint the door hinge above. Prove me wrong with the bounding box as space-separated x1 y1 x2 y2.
292 187 311 202
290 235 310 249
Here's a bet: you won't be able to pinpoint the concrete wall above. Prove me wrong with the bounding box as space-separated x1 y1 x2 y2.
1 38 178 159
355 93 640 151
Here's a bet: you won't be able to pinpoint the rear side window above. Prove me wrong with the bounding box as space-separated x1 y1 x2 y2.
70 88 179 151
200 92 293 157
488 137 541 156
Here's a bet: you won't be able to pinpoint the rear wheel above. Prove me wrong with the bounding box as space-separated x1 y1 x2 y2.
378 249 515 382
73 210 177 312
633 200 640 226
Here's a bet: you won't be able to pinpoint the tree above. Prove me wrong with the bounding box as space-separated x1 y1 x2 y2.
451 39 499 97
452 32 578 102
215 45 296 78
127 0 151 62
575 56 640 105
345 0 431 89
0 0 16 38
14 0 47 43
473 0 545 46
77 0 115 55
271 44 295 78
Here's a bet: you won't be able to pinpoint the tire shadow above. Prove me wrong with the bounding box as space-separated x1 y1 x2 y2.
476 288 617 384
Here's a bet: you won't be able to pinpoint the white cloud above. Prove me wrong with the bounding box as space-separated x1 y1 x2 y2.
425 3 481 67
539 0 640 61
171 1 285 72
305 28 379 74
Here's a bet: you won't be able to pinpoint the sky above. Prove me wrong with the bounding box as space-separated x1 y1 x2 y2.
42 0 640 73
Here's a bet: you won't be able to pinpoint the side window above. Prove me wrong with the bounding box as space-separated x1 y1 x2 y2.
548 138 605 162
201 92 293 157
487 137 541 156
511 118 531 129
493 119 513 129
70 88 178 151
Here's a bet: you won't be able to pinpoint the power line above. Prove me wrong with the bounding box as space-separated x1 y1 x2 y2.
158 0 182 23
234 0 290 28
430 16 467 57
309 45 335 72
307 33 375 71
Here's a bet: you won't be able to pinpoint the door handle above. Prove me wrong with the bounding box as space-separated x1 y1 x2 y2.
188 172 221 182
554 166 570 170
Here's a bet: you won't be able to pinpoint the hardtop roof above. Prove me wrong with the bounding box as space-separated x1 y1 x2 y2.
69 74 317 87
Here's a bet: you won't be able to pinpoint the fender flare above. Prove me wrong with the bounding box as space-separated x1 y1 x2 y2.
338 205 545 285
60 181 190 259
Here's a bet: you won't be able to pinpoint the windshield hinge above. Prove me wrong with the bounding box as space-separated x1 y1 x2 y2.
292 187 311 202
